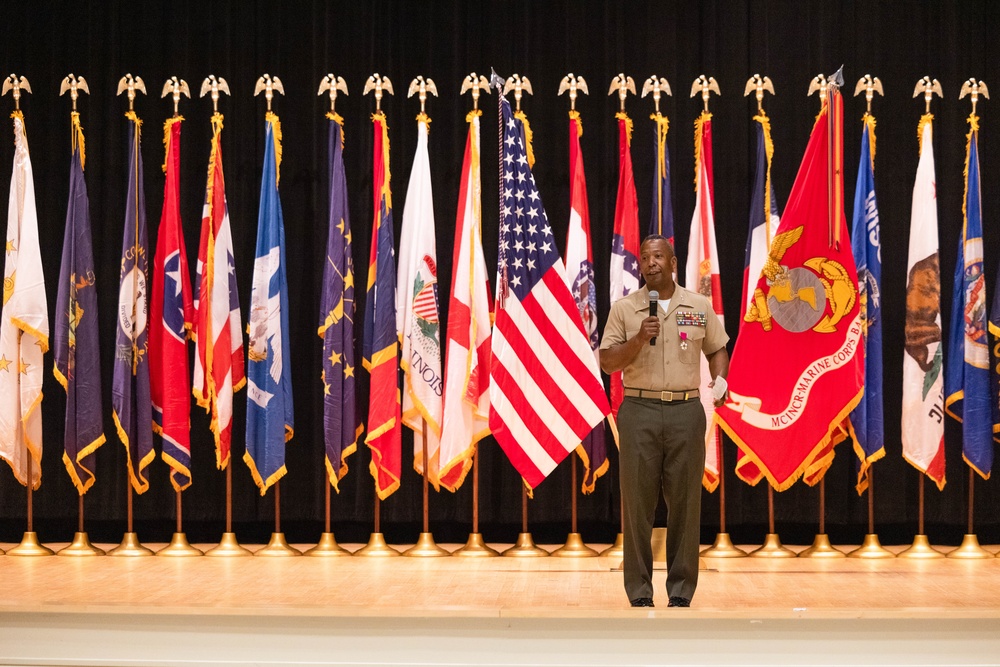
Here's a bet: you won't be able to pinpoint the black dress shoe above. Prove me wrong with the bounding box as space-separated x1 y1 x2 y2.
630 597 654 607
667 596 691 608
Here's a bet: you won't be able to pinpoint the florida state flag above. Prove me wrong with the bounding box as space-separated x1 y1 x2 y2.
715 89 863 489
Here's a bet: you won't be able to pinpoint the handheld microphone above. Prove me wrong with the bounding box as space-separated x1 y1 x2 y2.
648 290 659 346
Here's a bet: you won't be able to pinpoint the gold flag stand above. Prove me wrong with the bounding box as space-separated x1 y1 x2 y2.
799 480 845 558
948 470 993 559
256 481 301 556
552 455 597 558
848 469 894 558
701 430 747 558
8 457 54 556
205 465 253 557
109 474 154 557
453 450 499 557
403 422 449 557
355 496 400 557
58 496 103 557
750 487 796 557
502 486 548 557
898 459 944 559
158 491 202 556
305 468 351 556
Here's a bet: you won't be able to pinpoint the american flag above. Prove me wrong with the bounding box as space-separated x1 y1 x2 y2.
489 83 610 490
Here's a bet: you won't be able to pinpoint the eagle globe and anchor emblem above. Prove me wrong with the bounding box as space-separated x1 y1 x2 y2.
744 225 857 334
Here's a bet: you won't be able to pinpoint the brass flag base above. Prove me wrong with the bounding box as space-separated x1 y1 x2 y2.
304 532 352 557
502 532 549 557
452 532 499 557
354 532 401 557
897 534 945 559
58 532 105 557
599 532 624 559
798 533 845 558
107 532 154 557
749 533 797 558
6 531 54 556
551 532 598 558
204 532 254 557
847 533 895 559
255 532 302 556
700 532 748 558
947 534 994 559
403 532 451 557
157 533 204 557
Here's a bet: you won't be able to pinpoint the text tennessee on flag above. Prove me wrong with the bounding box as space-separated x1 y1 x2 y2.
488 78 610 490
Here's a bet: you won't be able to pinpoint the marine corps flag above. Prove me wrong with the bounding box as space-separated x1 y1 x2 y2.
902 114 945 489
0 111 48 489
193 111 246 470
438 109 492 492
945 111 993 479
686 110 724 492
608 111 640 427
112 110 154 493
245 112 294 494
319 112 361 491
398 113 443 488
363 111 402 500
54 112 106 494
715 88 864 489
848 113 885 494
563 109 608 493
149 116 195 492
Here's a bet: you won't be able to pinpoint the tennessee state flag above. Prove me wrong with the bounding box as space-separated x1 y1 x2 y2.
438 109 492 492
715 89 864 489
608 112 640 434
150 116 195 492
363 111 402 500
193 111 246 470
686 111 724 492
563 110 608 493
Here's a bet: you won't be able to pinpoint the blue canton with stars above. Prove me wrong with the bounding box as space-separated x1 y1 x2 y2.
500 98 557 301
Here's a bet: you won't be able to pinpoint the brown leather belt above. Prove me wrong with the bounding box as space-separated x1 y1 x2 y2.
623 388 699 402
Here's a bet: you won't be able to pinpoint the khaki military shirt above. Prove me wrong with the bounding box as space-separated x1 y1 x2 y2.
600 284 729 391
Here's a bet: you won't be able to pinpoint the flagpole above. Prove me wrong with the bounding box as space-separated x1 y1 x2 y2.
899 473 944 558
157 489 202 556
750 485 795 557
553 453 598 557
404 423 449 557
453 447 498 556
948 470 992 558
7 452 52 555
502 484 547 557
701 435 746 557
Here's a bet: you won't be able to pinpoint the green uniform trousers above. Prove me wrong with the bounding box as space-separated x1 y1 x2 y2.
618 395 706 602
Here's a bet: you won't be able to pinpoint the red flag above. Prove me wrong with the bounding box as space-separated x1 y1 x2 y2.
150 117 195 491
715 91 863 489
608 113 641 439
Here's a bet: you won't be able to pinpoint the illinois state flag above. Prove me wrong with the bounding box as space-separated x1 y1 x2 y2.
54 112 106 494
563 110 608 493
715 90 864 489
489 86 610 490
150 116 195 492
945 111 993 479
363 111 402 500
686 111 725 492
608 111 640 429
193 111 246 470
245 112 294 495
113 110 154 493
0 111 48 489
397 113 444 488
649 111 674 241
438 110 492 492
848 113 885 494
319 112 361 492
902 114 945 489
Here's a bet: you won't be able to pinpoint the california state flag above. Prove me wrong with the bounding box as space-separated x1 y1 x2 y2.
0 111 48 488
685 111 724 492
438 110 492 492
398 114 444 488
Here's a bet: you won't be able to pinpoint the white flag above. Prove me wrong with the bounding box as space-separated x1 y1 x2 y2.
397 117 444 488
902 116 946 489
0 113 48 488
685 113 724 492
438 112 492 492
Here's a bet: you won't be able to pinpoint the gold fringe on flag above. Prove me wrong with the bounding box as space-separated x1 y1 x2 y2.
614 111 633 145
70 111 86 170
515 109 535 167
569 109 583 136
326 111 345 149
162 115 184 173
266 110 282 186
754 111 776 249
963 113 979 222
862 112 877 164
692 110 712 188
916 113 934 155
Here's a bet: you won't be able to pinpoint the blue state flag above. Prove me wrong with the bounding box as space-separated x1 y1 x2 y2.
112 110 154 493
945 113 993 479
245 112 294 494
848 114 885 494
649 112 674 243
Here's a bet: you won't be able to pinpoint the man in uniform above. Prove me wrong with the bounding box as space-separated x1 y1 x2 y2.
600 235 729 608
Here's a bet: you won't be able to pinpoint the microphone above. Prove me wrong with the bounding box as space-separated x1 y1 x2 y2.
648 290 659 346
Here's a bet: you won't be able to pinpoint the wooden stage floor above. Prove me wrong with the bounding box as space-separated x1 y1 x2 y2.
2 539 1000 666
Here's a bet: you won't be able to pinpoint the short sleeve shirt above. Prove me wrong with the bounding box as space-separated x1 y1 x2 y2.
600 284 729 391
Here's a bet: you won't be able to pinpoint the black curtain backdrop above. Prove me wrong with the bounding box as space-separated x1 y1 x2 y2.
0 0 998 547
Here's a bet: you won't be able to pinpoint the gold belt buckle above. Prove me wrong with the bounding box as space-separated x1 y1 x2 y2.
660 390 675 402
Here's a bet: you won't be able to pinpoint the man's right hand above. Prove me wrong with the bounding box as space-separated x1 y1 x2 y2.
636 316 660 344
